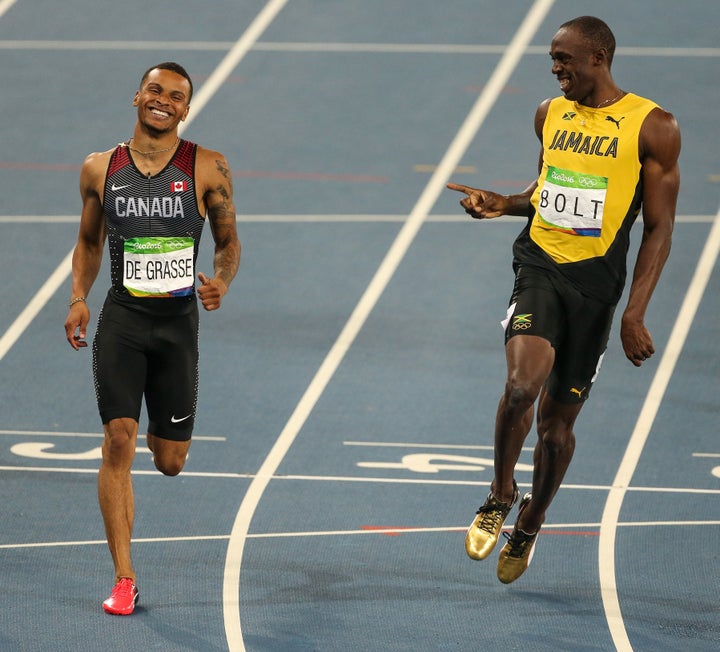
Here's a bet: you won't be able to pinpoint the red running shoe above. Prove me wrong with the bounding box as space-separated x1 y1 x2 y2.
102 578 139 615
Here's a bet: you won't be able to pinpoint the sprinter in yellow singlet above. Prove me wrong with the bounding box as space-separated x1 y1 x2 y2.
447 16 680 583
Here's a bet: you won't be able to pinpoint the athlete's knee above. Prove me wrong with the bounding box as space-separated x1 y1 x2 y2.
102 419 138 464
155 459 185 476
502 378 542 416
151 441 190 476
151 449 186 476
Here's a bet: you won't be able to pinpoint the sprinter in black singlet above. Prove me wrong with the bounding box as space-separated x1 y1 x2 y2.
447 17 680 583
64 62 240 614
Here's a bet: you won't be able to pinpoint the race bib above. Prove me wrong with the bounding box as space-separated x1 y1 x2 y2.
536 166 608 237
123 237 194 297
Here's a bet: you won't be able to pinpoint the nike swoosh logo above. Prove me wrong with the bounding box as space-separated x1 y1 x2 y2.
170 414 192 423
111 184 131 192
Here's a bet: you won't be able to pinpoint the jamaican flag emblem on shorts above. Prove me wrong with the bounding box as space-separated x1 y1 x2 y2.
512 313 533 330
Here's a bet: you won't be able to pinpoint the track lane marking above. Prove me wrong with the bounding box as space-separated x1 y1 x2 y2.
4 519 719 551
222 3 557 650
599 205 720 651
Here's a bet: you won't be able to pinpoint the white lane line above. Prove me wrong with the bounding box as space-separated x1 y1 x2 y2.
0 429 225 440
0 210 715 360
0 249 73 362
1 40 718 58
4 518 718 551
599 206 720 651
2 465 719 497
344 441 495 450
221 2 556 650
0 535 232 550
0 0 16 20
0 214 714 224
178 0 289 134
0 465 252 478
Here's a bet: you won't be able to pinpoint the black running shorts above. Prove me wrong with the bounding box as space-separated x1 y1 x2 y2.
92 294 199 441
503 265 616 404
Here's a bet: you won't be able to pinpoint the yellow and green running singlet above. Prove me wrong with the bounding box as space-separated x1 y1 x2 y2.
529 93 658 265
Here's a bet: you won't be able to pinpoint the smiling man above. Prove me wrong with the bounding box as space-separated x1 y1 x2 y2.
447 17 680 583
64 62 240 614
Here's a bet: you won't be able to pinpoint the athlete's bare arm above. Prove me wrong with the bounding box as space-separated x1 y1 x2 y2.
446 100 551 219
621 108 681 366
196 147 241 311
64 151 110 350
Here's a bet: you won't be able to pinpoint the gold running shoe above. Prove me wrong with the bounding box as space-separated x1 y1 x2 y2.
496 492 538 584
465 480 519 560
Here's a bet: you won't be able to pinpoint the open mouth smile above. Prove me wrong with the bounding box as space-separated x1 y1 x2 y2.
149 107 171 119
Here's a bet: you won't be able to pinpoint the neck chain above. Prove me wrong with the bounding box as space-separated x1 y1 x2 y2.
127 137 179 156
594 90 624 109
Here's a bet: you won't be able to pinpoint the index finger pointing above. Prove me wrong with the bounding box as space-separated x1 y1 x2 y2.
446 182 473 195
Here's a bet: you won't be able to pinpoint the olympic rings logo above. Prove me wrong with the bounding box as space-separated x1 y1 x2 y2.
512 314 533 330
578 176 600 188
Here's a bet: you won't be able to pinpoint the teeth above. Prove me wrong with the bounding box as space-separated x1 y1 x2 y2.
150 108 170 118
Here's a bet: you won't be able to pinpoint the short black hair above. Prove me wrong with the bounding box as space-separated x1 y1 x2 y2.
560 16 616 66
139 62 194 101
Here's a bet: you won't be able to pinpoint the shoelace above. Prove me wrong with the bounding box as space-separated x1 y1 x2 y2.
502 529 536 558
475 497 512 533
111 579 136 599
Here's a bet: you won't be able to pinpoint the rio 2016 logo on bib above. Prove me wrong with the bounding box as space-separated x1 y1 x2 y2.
123 236 195 297
537 166 608 237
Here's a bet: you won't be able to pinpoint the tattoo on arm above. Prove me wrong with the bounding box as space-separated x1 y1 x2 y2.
215 183 230 202
207 158 234 224
208 196 233 226
206 160 240 286
215 159 233 191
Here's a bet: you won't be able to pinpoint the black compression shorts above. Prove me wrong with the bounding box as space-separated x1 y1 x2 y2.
92 293 199 441
503 265 616 404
